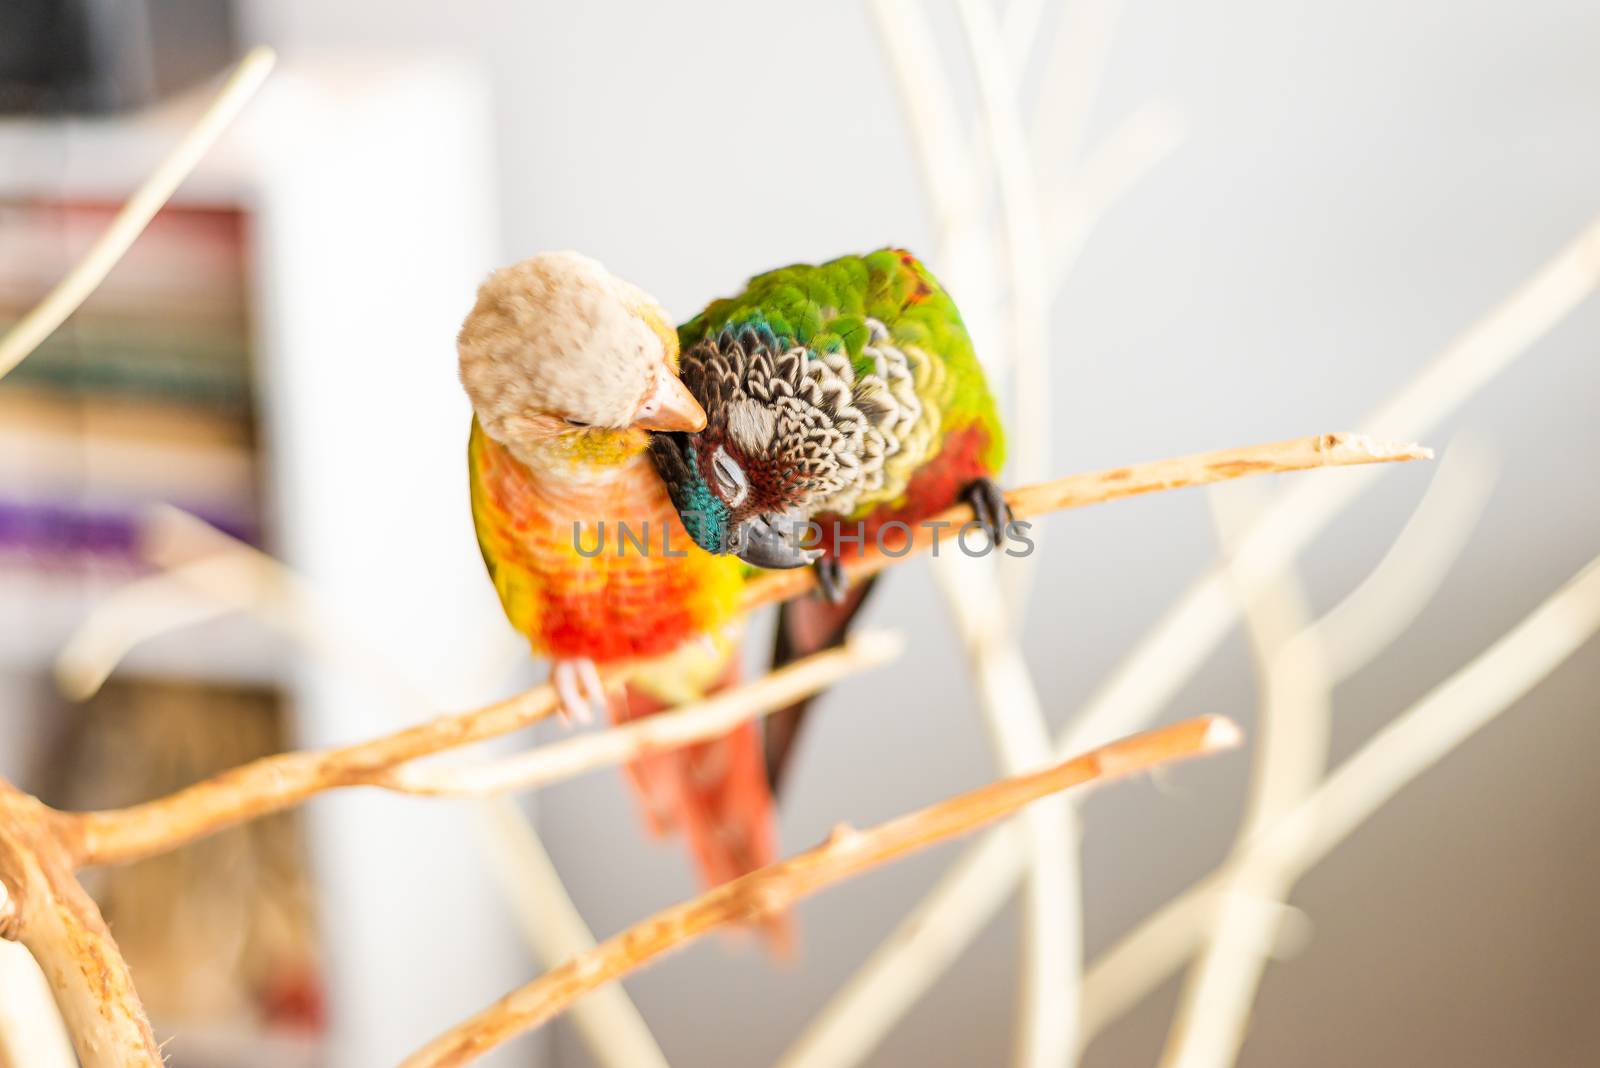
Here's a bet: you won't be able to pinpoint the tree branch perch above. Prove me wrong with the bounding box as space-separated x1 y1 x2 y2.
399 716 1242 1068
44 430 1422 872
741 432 1429 610
0 428 1423 1067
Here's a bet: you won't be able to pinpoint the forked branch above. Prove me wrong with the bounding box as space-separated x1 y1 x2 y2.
60 632 897 867
400 716 1242 1068
49 431 1424 870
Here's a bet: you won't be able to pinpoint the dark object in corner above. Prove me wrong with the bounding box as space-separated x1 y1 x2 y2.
0 0 237 116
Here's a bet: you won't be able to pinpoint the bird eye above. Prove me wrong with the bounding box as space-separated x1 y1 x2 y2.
711 446 748 506
564 417 590 429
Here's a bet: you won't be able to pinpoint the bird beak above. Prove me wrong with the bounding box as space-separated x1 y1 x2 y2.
729 514 821 569
631 366 707 432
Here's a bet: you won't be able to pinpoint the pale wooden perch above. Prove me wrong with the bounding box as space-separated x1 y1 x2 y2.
0 32 1432 1068
59 432 1431 706
1083 551 1600 1046
740 432 1430 610
399 716 1242 1068
0 423 1423 1068
387 631 904 797
779 211 1600 1068
58 632 897 868
34 430 1426 871
0 48 276 382
0 427 1414 1068
0 785 162 1066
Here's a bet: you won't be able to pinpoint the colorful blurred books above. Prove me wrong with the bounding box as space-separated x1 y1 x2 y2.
0 197 260 569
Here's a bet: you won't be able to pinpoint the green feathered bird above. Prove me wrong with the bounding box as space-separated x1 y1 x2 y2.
651 248 1010 789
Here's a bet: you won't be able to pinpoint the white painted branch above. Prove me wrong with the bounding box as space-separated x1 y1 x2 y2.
956 0 1054 494
932 552 1081 1068
1311 438 1499 680
52 508 674 1068
1029 0 1127 184
0 48 275 382
1156 484 1328 1068
474 800 670 1068
1079 445 1495 1043
405 718 1240 1067
950 3 1077 1066
1046 101 1187 292
867 0 983 246
1089 553 1600 1049
777 212 1600 1065
53 555 250 700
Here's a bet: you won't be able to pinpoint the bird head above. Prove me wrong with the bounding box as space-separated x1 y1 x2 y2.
649 423 823 570
458 251 705 467
651 321 891 569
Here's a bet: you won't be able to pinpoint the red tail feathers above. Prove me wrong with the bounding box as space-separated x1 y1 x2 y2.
613 662 787 945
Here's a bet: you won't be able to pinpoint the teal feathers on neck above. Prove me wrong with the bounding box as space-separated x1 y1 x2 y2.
669 443 730 553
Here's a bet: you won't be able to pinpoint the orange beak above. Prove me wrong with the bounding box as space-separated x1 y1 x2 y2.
631 365 707 432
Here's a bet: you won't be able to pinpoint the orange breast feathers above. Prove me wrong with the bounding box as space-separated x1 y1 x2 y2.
468 421 746 663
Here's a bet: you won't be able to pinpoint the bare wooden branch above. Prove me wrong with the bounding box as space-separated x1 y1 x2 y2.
62 679 562 867
10 428 1421 1065
0 48 275 382
1156 484 1329 1068
776 196 1600 1064
474 800 672 1068
38 430 1424 872
0 49 283 1067
1046 101 1186 290
0 784 160 1067
787 205 1600 1068
399 716 1242 1068
388 631 903 797
61 432 1429 714
1152 445 1498 1066
865 0 982 250
1080 446 1496 1043
944 8 1083 1055
90 513 676 1068
1029 0 1126 185
1084 552 1600 1043
931 545 1080 1068
58 631 896 865
741 432 1430 610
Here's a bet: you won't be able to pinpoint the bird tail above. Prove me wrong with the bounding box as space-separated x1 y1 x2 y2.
613 648 789 948
766 574 879 794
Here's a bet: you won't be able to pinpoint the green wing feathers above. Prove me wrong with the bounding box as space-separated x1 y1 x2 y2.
680 248 1006 503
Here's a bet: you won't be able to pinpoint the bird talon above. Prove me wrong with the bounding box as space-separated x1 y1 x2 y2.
961 477 1013 549
578 658 608 723
552 658 606 725
813 557 848 605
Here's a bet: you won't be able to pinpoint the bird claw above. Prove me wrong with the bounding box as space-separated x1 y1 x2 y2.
552 657 609 724
813 557 849 605
961 477 1013 549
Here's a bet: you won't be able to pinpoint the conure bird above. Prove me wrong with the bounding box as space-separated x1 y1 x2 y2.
458 251 776 892
650 248 1008 790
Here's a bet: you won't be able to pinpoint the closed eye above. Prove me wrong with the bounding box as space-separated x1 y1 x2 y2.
711 446 748 506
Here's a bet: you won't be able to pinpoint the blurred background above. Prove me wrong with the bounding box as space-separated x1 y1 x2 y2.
1 1 1597 1066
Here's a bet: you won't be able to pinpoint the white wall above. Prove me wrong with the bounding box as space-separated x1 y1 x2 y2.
242 3 1600 1066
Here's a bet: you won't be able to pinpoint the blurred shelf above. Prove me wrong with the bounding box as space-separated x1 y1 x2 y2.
0 567 288 686
0 57 522 1063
